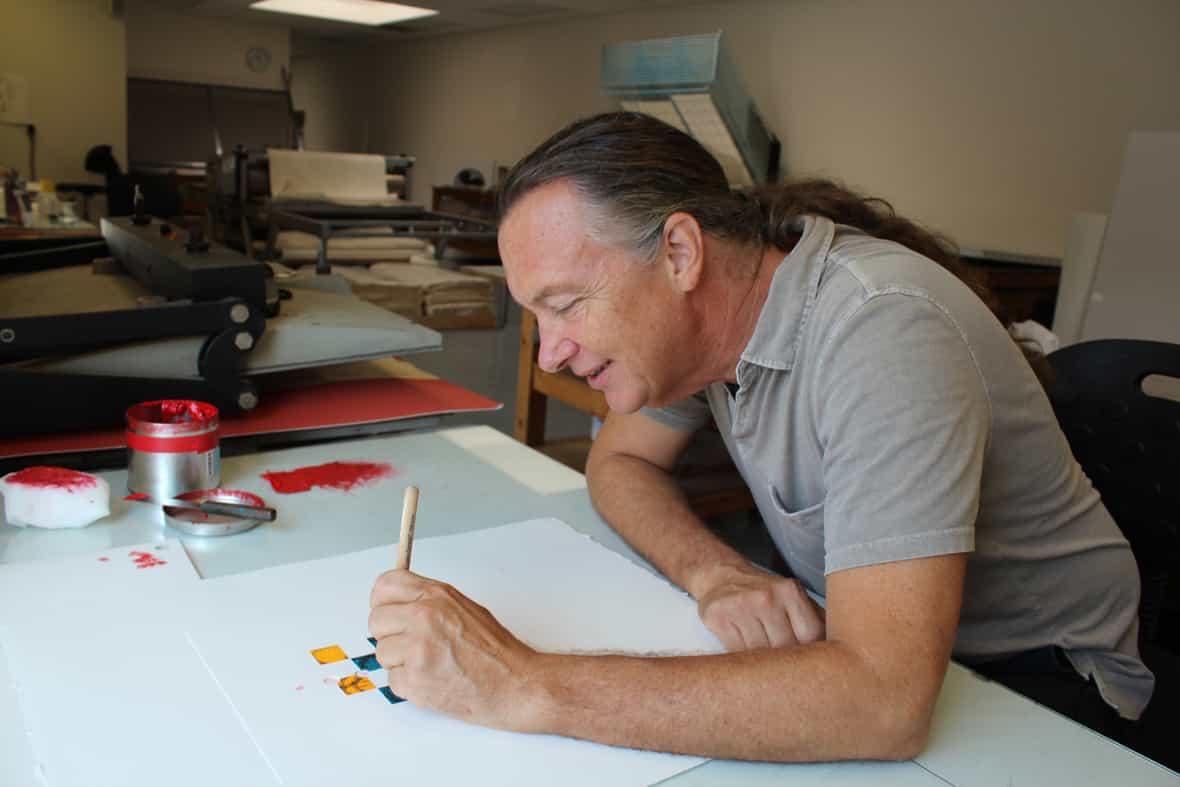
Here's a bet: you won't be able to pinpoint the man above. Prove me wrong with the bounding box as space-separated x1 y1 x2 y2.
369 112 1153 761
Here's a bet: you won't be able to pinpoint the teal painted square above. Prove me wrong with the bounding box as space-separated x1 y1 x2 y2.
352 653 381 671
379 686 405 705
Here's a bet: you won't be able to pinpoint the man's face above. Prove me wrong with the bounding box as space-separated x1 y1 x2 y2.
499 180 694 414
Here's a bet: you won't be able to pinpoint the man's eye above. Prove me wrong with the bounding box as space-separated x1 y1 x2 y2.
554 300 577 315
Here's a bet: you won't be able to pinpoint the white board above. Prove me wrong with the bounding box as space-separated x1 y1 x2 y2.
1052 212 1107 347
1081 131 1180 343
919 665 1178 787
184 518 720 787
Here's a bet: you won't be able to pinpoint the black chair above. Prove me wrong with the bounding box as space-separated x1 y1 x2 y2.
1047 339 1180 650
1047 338 1180 768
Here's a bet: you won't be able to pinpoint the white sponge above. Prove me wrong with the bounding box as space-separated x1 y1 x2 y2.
0 466 111 529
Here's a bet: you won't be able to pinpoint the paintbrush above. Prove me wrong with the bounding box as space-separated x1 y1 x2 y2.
396 485 419 570
126 493 277 522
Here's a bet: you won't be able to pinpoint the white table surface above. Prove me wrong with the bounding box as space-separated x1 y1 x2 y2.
1 425 1175 786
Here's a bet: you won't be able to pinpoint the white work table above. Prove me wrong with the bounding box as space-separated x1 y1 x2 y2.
1 425 1175 786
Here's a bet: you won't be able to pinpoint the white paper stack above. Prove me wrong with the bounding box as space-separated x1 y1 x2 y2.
275 229 433 263
268 149 396 206
330 262 496 321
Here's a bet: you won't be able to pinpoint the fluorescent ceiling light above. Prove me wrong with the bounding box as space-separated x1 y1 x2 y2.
250 0 437 26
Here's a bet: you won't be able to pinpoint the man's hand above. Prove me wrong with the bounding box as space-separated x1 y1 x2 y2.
368 570 544 732
693 563 825 651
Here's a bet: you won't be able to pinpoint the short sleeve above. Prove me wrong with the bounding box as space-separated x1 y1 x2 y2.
641 389 712 433
815 293 989 575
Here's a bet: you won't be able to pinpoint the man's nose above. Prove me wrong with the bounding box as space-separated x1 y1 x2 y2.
537 330 578 373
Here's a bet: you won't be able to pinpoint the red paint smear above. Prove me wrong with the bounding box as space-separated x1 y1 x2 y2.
125 492 149 501
97 556 110 562
129 550 168 569
261 461 395 495
5 466 97 491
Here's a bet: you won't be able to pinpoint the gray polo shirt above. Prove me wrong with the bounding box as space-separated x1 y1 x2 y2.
645 215 1153 719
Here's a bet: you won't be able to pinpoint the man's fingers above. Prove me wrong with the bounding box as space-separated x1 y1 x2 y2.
375 635 405 669
368 604 411 640
762 607 800 649
731 615 771 651
385 664 407 696
777 583 826 645
369 569 434 608
702 615 744 651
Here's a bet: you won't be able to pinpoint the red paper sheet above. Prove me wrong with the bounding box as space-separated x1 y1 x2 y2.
0 378 501 460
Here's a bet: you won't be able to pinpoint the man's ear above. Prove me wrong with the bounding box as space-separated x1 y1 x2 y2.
662 212 704 294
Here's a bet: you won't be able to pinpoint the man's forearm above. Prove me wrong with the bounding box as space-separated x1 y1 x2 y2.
586 451 753 598
522 642 934 762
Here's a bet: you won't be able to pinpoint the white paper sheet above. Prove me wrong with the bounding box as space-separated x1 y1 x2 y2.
0 637 39 787
1 625 280 787
186 518 721 787
0 539 201 629
0 541 269 787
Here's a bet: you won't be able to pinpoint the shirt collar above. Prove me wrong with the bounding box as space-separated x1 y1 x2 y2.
740 214 835 373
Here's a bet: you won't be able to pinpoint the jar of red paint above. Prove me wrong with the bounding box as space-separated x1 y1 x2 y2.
125 400 221 499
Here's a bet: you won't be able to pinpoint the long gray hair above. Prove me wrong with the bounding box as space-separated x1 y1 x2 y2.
499 111 1002 318
500 113 1054 382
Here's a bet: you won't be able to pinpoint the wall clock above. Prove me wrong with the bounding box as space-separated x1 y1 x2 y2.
246 46 272 74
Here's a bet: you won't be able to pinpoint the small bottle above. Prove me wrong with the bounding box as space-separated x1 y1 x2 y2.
4 173 24 224
132 183 150 225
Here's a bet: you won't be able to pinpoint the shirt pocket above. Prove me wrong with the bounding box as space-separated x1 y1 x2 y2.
765 485 827 587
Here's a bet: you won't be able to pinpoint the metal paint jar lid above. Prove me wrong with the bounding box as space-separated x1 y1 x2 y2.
163 488 268 537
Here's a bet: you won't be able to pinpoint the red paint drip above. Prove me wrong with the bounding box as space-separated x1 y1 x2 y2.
5 466 97 491
129 550 168 569
261 461 395 494
125 492 149 501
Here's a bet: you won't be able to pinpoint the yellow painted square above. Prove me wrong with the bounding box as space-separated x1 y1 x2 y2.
311 645 348 664
338 674 375 695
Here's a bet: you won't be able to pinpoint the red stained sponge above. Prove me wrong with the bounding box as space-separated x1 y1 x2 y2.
0 466 111 529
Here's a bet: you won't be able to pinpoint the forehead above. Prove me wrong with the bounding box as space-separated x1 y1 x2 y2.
499 180 603 302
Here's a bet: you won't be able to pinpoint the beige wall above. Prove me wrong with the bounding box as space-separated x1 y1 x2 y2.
369 0 1180 258
125 1 290 91
0 0 125 184
291 43 379 153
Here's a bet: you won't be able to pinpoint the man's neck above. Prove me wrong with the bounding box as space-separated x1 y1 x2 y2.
704 241 791 384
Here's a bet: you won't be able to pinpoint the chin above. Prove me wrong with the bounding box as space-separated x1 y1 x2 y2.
604 388 647 415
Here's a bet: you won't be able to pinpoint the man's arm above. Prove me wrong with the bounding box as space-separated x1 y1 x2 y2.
369 552 965 761
587 411 824 649
586 411 747 600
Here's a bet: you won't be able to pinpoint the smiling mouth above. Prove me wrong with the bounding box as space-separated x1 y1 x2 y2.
587 361 611 385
